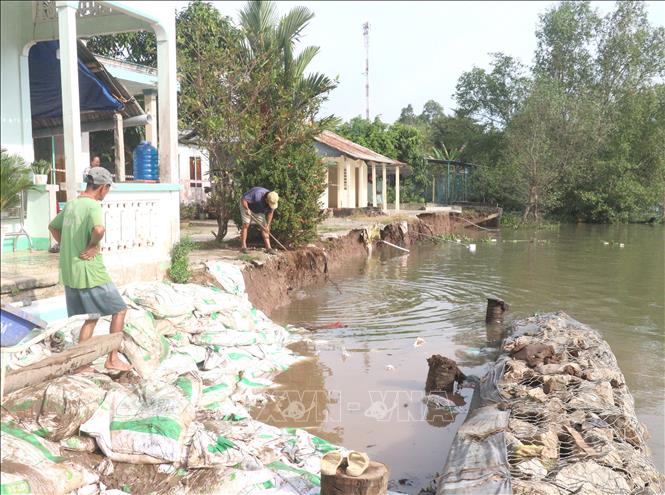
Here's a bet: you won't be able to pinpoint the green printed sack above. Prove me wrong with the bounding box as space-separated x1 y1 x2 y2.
121 309 171 379
123 282 195 318
0 422 98 495
1 374 107 441
81 381 195 464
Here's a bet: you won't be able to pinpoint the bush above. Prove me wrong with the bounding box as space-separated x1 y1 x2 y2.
169 236 194 283
1 152 33 211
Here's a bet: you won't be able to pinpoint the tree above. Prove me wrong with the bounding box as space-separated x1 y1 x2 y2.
419 100 444 124
454 53 530 128
232 0 337 244
87 31 157 67
397 104 418 126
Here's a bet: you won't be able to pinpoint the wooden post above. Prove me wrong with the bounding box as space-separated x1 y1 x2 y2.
113 113 125 181
3 333 123 396
321 461 389 495
485 297 509 323
432 176 436 203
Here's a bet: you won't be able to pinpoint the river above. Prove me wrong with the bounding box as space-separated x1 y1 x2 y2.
256 223 664 493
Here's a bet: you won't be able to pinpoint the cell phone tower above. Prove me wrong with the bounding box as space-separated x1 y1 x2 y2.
363 21 370 121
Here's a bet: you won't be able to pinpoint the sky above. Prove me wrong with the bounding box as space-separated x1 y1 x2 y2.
175 1 665 124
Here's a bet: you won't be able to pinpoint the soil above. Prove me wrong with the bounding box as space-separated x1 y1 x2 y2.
241 211 465 316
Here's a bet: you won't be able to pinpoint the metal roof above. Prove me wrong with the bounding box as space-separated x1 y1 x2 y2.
315 130 406 166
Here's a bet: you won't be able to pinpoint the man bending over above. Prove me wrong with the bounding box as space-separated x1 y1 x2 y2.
240 187 279 254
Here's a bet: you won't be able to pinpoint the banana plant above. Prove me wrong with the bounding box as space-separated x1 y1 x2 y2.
1 152 33 211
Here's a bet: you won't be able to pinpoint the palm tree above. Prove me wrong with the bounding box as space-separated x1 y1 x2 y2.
238 1 335 106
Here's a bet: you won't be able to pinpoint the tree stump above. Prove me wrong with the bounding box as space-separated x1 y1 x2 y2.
485 297 509 323
321 461 389 495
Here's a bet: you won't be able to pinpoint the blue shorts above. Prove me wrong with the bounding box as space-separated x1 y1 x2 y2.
64 282 127 318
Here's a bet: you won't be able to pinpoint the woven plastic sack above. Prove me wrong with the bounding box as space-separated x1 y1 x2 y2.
121 309 171 379
123 282 195 318
1 374 110 441
205 260 246 296
172 283 248 315
0 421 98 495
81 380 195 464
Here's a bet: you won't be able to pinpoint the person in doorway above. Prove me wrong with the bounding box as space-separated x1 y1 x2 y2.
48 167 131 372
240 187 279 254
83 154 101 180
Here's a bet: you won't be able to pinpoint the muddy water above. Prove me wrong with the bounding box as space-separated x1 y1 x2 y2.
257 224 664 493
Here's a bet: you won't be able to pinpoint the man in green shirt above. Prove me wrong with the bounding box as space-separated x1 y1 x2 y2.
49 167 131 372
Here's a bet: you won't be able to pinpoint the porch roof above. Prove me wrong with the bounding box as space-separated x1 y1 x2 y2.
315 130 407 167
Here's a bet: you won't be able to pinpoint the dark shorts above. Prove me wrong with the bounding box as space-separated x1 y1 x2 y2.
64 282 127 318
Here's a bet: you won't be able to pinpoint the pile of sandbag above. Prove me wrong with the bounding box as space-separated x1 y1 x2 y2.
0 261 334 495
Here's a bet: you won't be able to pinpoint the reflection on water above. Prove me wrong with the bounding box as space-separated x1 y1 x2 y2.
259 224 664 492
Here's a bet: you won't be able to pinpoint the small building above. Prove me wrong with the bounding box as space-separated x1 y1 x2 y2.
426 158 476 204
315 130 407 212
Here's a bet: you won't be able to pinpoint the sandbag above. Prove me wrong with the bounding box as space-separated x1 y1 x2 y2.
0 422 98 495
121 309 170 379
123 282 195 318
205 260 246 296
1 374 110 441
81 380 195 464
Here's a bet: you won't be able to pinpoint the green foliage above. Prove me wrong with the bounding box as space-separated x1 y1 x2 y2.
169 236 194 283
30 160 51 176
87 31 157 67
1 152 33 211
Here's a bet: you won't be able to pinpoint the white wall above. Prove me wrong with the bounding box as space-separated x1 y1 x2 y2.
177 144 210 204
1 2 33 161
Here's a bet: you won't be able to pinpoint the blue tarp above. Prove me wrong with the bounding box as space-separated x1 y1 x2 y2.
29 40 124 118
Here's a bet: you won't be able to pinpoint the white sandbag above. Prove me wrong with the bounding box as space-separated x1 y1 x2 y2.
123 282 195 318
0 422 99 495
205 260 246 296
173 344 208 364
121 309 170 379
171 283 248 315
186 421 258 469
81 381 195 464
1 374 109 441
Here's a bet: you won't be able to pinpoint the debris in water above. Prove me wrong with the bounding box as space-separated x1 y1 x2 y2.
341 346 350 358
413 337 426 348
385 364 395 371
425 355 466 394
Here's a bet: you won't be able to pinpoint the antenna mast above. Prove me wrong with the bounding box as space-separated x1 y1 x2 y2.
363 22 370 120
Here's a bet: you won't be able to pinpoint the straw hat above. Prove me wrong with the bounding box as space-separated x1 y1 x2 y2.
266 191 279 209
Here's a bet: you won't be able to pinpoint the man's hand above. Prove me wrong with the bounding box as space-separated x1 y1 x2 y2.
80 245 99 260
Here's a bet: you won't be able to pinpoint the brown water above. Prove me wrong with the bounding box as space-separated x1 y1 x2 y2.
259 224 664 493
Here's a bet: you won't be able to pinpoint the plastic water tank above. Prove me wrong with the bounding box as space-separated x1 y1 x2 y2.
133 141 159 180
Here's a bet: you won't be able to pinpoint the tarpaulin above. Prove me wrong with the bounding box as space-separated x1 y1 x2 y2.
28 40 123 119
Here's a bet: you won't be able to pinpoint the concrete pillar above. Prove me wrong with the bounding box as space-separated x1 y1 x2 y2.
155 24 178 183
143 88 158 145
371 162 377 207
113 113 125 181
19 50 35 163
395 165 401 212
359 161 368 207
381 163 387 212
57 1 84 199
345 158 352 208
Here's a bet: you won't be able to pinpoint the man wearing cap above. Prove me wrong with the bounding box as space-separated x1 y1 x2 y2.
240 187 279 254
48 167 131 372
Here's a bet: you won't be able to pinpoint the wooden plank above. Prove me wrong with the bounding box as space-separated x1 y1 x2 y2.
3 333 123 395
321 461 389 495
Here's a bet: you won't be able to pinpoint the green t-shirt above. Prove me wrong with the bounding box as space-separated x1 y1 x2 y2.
49 197 111 289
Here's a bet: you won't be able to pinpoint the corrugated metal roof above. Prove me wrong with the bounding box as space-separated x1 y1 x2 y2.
315 130 406 166
32 41 144 133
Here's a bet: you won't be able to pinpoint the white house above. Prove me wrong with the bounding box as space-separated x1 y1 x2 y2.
315 130 407 211
1 1 180 283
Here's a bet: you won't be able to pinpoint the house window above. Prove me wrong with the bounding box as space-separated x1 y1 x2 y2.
189 156 202 187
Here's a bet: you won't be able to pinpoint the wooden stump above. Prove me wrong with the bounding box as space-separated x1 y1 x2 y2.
485 297 509 323
321 461 389 495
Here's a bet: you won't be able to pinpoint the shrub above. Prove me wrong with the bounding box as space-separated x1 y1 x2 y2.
169 236 194 283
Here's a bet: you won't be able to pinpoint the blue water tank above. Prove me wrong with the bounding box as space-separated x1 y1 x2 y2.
133 141 159 180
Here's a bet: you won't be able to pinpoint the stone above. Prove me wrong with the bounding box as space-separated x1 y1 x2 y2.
527 387 548 402
537 430 559 459
515 458 547 480
554 460 630 495
582 367 624 387
509 418 539 440
512 480 561 495
536 363 581 376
